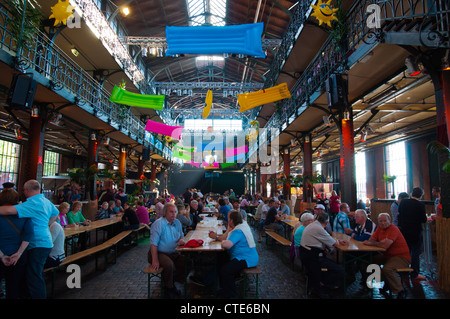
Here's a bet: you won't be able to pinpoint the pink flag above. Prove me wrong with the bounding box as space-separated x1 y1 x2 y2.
225 145 248 157
185 161 201 168
145 120 183 140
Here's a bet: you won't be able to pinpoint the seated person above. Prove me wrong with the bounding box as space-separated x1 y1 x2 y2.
135 201 150 227
264 200 285 236
148 203 185 299
351 209 376 242
232 199 247 221
44 217 66 269
211 210 259 299
363 213 410 299
332 202 353 235
57 202 70 227
67 201 90 226
300 211 348 299
121 202 141 230
94 201 112 220
176 204 192 232
293 212 315 257
115 199 124 213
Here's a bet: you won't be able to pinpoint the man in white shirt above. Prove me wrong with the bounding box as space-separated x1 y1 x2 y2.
300 211 348 298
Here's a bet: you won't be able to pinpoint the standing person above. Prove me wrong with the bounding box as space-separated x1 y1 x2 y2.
148 203 185 298
0 180 59 299
256 199 270 243
432 186 441 216
329 191 340 225
391 192 410 226
183 188 192 204
398 187 427 281
0 188 34 299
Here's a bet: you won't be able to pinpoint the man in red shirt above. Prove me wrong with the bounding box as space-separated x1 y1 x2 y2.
363 213 410 299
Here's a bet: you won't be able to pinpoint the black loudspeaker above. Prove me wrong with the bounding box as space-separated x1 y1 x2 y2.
326 74 348 109
142 148 150 161
7 74 37 109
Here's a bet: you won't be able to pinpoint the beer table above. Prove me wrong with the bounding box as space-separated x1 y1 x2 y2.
176 216 226 297
332 232 385 297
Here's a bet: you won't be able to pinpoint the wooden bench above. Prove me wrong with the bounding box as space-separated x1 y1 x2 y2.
242 266 262 299
264 230 291 246
143 265 164 299
132 224 150 242
44 230 134 297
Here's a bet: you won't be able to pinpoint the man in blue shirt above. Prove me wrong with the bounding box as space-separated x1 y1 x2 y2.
0 179 59 299
333 202 353 234
148 203 185 298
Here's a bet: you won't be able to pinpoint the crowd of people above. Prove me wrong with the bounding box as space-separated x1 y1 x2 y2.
0 180 435 300
290 186 430 299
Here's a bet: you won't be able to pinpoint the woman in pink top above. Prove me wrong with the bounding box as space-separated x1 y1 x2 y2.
135 201 150 225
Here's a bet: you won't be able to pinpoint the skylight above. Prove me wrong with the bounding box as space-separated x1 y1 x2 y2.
187 0 227 26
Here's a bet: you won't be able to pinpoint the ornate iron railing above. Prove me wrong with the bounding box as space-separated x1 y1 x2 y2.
263 0 449 140
0 2 172 161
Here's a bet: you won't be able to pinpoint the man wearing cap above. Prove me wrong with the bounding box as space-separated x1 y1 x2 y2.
0 179 59 299
314 204 332 235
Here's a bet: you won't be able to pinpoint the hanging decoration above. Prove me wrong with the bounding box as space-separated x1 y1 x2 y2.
172 150 191 161
49 0 75 26
225 145 248 158
145 119 183 140
109 86 165 110
185 161 201 168
238 83 291 112
202 90 213 119
246 120 259 141
311 0 339 27
165 23 265 58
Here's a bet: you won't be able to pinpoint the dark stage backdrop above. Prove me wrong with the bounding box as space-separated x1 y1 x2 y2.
168 169 245 196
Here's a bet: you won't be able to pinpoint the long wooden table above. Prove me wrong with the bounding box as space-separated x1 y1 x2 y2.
176 216 225 297
64 215 123 254
332 232 385 297
281 215 299 239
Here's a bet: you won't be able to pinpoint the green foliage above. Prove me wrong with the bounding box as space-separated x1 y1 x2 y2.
4 0 43 50
427 140 450 173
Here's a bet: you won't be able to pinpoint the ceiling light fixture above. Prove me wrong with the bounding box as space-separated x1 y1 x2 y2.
14 127 22 139
71 48 79 57
405 56 421 76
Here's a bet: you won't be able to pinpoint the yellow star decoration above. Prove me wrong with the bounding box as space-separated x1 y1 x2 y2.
49 0 75 26
311 0 339 27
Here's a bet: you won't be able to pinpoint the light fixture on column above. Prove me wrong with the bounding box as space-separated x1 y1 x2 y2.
290 138 296 147
14 127 22 139
304 135 310 143
31 106 39 117
317 150 322 158
104 137 110 145
405 56 422 76
360 130 367 142
343 111 350 120
323 115 331 126
90 132 96 140
121 146 126 153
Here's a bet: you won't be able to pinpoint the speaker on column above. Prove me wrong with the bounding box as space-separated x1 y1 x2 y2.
7 74 37 109
142 148 150 161
326 74 348 109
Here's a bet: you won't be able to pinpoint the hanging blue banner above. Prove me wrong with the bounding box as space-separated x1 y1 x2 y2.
165 23 265 58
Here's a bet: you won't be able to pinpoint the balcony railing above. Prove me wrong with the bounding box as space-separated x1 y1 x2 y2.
0 2 172 161
263 0 449 141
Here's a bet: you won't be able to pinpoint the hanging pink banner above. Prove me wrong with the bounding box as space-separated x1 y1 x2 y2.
225 145 248 157
185 161 201 168
145 120 183 140
203 162 219 169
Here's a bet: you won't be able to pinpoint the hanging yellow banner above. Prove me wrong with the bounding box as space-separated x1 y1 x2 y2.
202 90 213 119
238 83 291 112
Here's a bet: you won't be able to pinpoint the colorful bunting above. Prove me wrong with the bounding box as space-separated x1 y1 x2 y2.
203 90 213 119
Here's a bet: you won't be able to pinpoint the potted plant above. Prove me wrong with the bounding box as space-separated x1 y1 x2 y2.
382 174 397 199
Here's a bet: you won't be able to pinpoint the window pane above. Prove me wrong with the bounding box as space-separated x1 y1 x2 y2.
43 150 60 176
0 139 21 187
385 141 408 198
355 151 367 202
